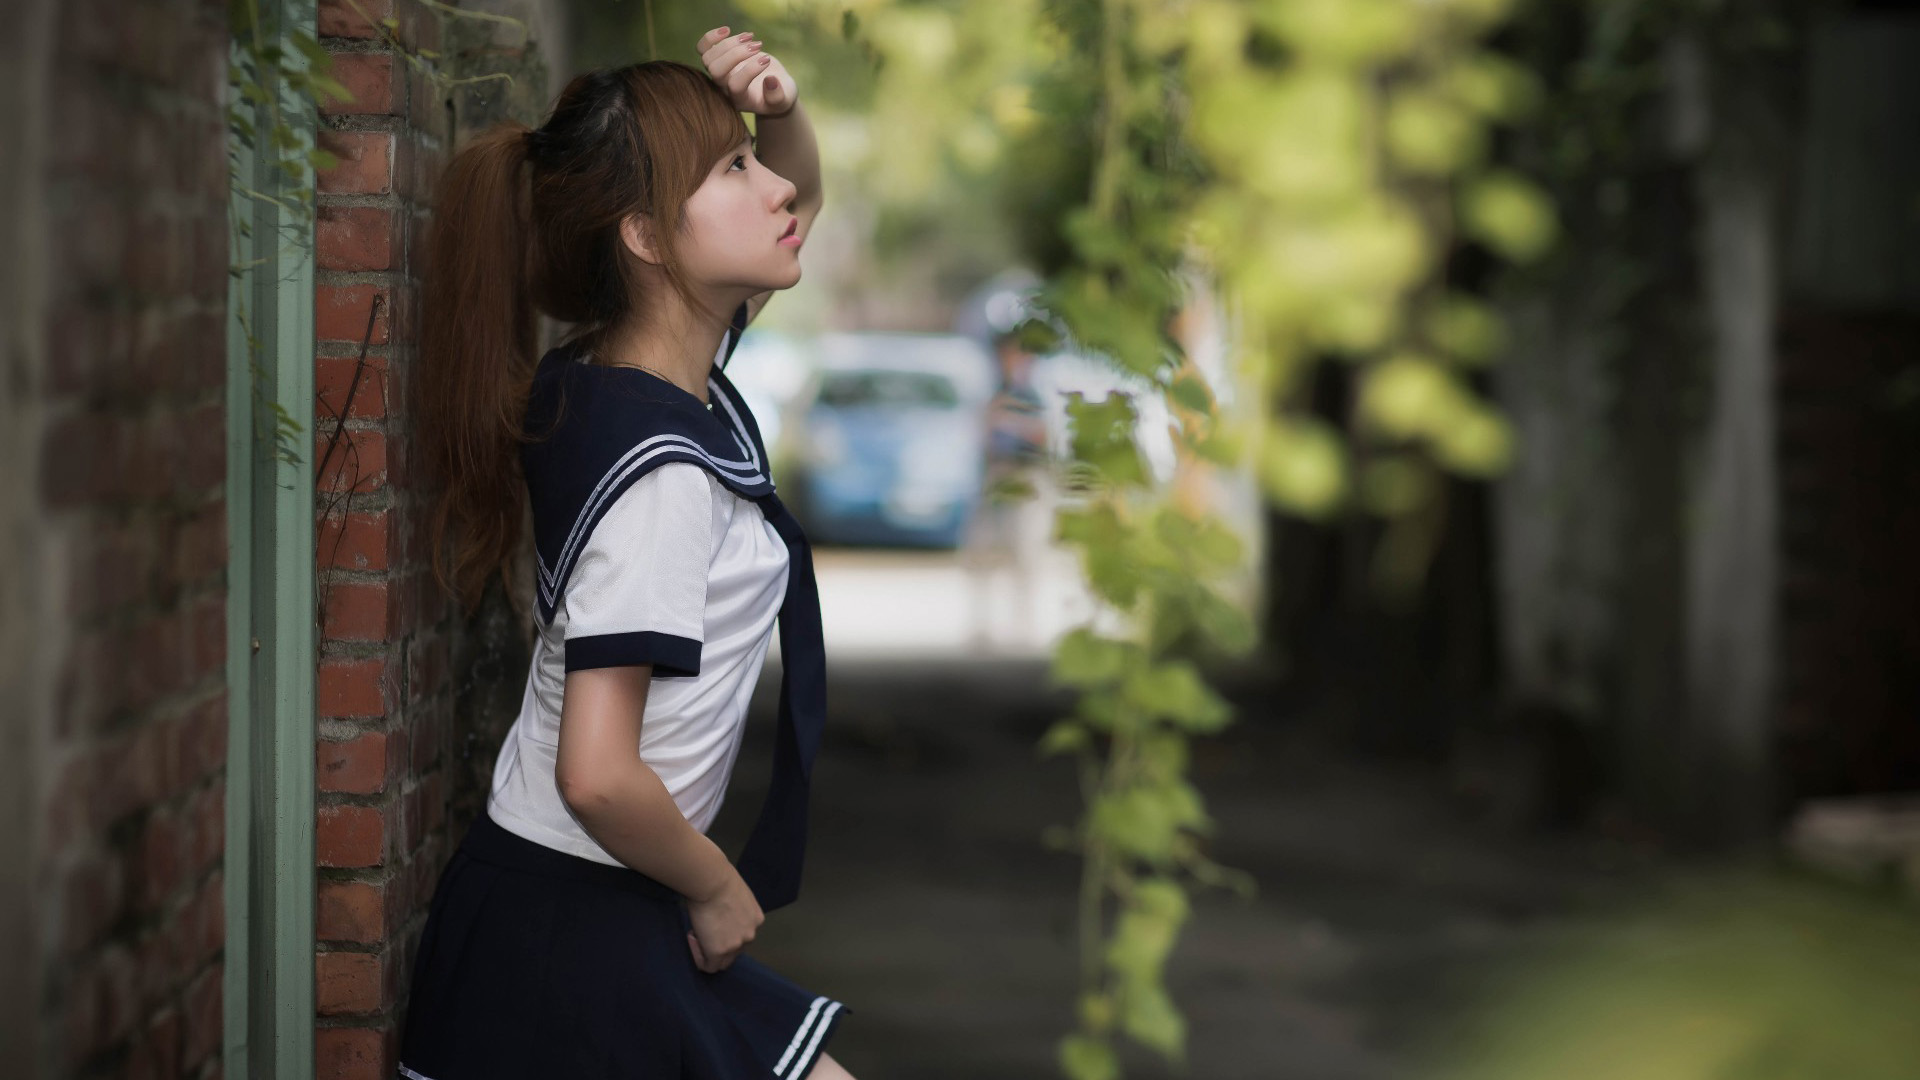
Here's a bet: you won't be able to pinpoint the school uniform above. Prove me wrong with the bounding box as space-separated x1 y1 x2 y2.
396 305 847 1079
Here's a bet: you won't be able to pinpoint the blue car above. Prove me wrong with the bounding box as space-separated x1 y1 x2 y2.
786 333 995 548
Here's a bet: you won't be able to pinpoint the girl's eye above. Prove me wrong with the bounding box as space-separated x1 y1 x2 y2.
730 155 748 172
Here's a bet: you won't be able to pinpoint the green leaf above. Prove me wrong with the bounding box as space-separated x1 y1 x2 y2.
290 31 332 71
1257 418 1348 520
1059 1034 1119 1080
1462 169 1558 263
1079 992 1116 1033
1169 373 1213 413
1051 628 1135 689
1191 588 1257 657
1122 662 1232 733
1090 787 1179 861
308 74 355 106
1121 981 1187 1058
1425 293 1509 365
1137 732 1190 782
1038 720 1092 757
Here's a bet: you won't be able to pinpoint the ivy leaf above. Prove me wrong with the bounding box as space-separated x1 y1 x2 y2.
1191 587 1257 657
1137 731 1190 782
1257 417 1347 520
1079 992 1116 1033
1059 1035 1119 1080
1120 981 1187 1059
1122 661 1232 733
290 31 334 73
1461 169 1558 263
1090 787 1179 861
1168 372 1213 413
1051 628 1135 689
1038 720 1092 757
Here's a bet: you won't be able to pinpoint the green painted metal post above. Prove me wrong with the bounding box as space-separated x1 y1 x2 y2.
225 0 319 1077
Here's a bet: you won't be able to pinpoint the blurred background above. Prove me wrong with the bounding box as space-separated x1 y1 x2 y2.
4 0 1919 1078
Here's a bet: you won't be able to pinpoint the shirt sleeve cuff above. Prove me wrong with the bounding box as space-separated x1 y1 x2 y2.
563 631 702 677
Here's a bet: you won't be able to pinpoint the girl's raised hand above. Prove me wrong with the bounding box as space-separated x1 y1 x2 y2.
696 26 799 117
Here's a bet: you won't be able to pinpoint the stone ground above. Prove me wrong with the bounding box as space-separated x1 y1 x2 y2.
709 656 1657 1080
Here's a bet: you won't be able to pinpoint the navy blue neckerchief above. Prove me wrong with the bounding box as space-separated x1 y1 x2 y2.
520 314 825 913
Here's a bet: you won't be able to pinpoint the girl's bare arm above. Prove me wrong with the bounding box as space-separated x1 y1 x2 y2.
554 665 734 901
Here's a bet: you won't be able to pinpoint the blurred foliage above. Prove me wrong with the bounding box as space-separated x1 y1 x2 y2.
1432 870 1920 1080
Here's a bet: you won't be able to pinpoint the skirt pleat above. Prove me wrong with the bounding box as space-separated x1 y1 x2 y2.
395 810 848 1080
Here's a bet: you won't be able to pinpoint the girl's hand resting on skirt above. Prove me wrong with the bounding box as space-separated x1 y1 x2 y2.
686 873 765 973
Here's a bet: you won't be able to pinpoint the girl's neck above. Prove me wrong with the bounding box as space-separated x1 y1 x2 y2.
595 300 735 404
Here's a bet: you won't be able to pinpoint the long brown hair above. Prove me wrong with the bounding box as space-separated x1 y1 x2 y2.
417 62 751 618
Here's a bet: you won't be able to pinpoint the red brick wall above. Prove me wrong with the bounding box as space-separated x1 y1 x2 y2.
312 2 460 1076
32 0 233 1075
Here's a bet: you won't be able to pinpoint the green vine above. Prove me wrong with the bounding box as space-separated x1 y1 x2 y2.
1034 7 1550 1073
228 0 353 484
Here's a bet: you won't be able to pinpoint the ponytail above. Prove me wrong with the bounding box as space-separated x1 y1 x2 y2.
417 62 754 622
418 122 538 620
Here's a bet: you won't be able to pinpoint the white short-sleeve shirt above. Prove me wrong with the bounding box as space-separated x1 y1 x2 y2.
487 459 792 866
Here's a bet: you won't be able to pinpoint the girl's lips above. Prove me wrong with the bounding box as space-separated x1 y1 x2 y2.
777 217 801 248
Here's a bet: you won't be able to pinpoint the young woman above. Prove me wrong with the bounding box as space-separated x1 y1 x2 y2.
400 26 854 1080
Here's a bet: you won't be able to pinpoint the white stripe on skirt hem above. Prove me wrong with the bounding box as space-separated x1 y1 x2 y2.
788 1001 844 1079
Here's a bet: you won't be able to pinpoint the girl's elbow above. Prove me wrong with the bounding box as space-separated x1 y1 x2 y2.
556 765 612 817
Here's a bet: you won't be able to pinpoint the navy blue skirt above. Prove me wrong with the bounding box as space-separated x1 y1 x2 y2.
396 810 848 1080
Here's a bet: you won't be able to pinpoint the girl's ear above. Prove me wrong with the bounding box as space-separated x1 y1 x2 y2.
620 213 662 266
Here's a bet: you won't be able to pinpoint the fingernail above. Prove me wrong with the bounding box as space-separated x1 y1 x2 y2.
737 31 751 40
758 55 771 65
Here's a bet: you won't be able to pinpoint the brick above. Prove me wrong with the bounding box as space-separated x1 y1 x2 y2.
182 781 226 877
179 870 226 971
127 609 189 709
320 510 392 572
316 949 383 1015
317 428 389 494
319 0 391 40
126 1006 183 1080
173 502 227 591
39 408 121 508
319 657 390 718
316 352 390 422
318 880 387 943
317 285 393 347
63 945 139 1070
317 804 387 868
319 730 392 795
317 1024 392 1080
183 693 230 780
59 854 128 955
182 966 221 1067
71 520 153 619
175 400 226 491
323 581 392 642
317 131 395 195
317 206 397 272
322 52 398 116
186 592 226 685
130 807 185 913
